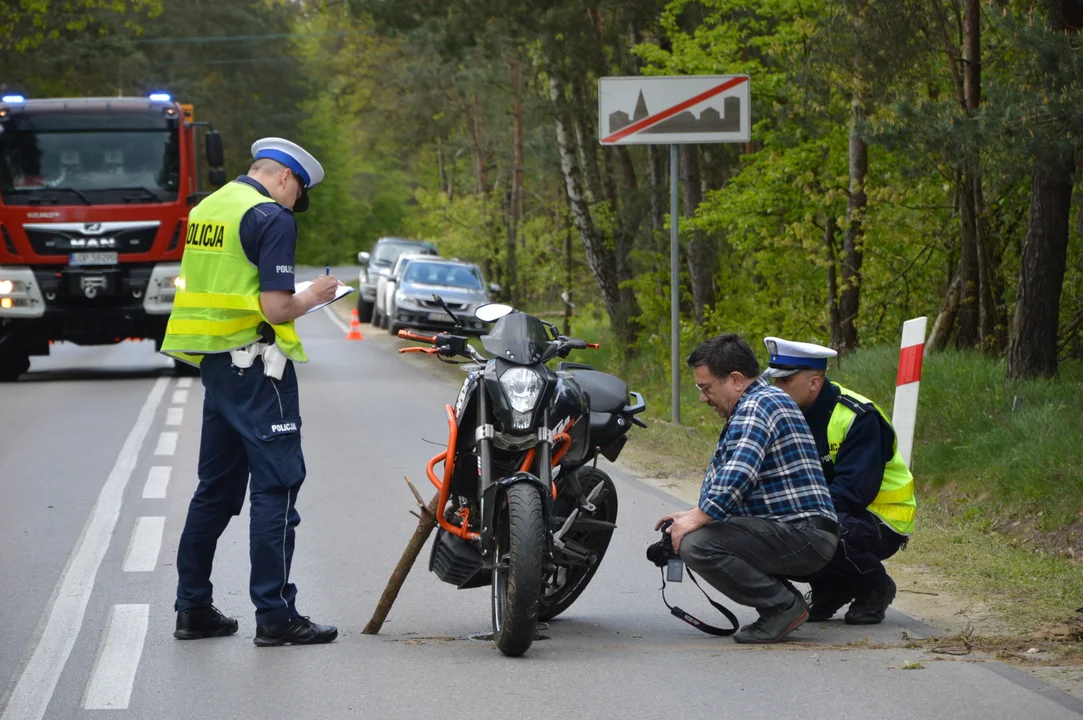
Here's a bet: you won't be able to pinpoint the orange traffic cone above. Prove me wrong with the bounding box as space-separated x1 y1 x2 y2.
346 308 364 340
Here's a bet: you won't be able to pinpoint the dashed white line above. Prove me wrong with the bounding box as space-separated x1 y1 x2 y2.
122 517 165 572
83 604 149 710
154 432 177 456
142 466 171 499
165 407 183 426
176 377 193 389
172 389 188 405
0 378 167 720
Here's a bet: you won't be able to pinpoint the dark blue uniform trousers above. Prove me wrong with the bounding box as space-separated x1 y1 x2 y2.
174 352 306 625
805 509 905 595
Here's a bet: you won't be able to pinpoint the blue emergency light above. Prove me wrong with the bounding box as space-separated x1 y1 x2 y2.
2 95 26 103
148 92 172 102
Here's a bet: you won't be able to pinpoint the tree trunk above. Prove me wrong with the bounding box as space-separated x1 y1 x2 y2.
647 144 665 238
840 89 867 354
824 215 842 348
506 59 524 306
681 145 715 323
973 172 999 352
548 72 639 345
955 173 981 347
1006 158 1074 378
927 268 963 353
1005 0 1082 379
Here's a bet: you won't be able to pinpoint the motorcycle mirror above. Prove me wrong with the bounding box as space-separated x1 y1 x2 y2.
431 294 464 328
475 303 514 323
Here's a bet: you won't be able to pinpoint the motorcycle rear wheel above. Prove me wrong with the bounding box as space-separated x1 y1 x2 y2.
491 482 545 657
539 468 618 621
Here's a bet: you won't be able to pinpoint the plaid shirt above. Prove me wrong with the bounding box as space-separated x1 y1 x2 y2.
699 377 836 523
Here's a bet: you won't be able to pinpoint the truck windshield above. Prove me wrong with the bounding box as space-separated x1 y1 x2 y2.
0 125 180 205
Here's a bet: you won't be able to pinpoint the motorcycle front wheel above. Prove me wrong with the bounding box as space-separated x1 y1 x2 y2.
491 482 545 657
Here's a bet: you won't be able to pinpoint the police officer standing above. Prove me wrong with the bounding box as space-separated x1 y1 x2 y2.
763 337 917 625
162 138 340 646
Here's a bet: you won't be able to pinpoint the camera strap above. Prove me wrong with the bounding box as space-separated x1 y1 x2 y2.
659 567 739 636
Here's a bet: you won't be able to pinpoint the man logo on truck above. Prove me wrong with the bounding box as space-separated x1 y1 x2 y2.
185 221 227 252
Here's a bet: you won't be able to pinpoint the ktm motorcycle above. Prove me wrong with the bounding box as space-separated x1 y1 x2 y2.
397 298 646 657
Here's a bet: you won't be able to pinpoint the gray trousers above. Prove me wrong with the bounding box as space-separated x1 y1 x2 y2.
679 516 838 613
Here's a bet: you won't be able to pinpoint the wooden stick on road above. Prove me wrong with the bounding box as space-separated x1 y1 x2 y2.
362 477 440 635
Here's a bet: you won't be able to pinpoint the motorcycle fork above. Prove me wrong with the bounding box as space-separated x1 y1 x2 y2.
477 393 554 564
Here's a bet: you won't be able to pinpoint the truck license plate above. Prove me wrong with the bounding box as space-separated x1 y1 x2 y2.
70 251 118 266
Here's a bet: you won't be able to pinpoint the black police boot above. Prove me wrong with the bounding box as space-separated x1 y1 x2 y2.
254 616 338 647
174 606 239 640
844 575 897 625
806 586 854 622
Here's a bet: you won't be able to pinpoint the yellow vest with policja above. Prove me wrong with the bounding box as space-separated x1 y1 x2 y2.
160 181 307 366
826 383 916 535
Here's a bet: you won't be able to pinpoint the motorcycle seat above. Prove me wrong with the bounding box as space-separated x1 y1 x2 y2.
569 369 629 414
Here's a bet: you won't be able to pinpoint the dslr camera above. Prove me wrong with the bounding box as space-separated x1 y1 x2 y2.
646 519 684 582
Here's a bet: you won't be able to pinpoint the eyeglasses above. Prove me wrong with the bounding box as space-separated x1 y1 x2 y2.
289 171 304 204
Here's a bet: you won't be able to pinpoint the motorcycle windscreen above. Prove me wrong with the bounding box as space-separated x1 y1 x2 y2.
480 312 551 364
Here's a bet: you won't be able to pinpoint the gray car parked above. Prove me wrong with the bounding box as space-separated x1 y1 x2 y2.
356 237 437 322
388 258 494 335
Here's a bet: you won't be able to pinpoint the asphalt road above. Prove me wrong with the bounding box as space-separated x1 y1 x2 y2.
1 310 1081 719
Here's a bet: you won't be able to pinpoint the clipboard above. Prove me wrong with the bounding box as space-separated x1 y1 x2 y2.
295 280 355 315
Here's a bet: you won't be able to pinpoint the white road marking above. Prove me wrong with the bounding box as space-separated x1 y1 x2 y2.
0 378 166 720
172 389 188 404
176 377 193 389
142 466 171 499
122 517 165 572
323 306 350 334
154 431 177 456
165 407 183 426
83 604 149 710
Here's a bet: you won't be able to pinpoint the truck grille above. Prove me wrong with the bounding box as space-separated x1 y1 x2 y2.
23 221 160 256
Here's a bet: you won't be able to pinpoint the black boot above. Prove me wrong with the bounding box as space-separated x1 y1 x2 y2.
806 585 854 622
254 616 338 647
174 606 239 640
844 576 897 625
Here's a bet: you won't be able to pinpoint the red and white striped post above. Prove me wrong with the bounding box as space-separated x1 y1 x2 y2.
891 317 928 469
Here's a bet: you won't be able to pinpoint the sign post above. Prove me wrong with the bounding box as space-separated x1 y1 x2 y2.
599 75 750 424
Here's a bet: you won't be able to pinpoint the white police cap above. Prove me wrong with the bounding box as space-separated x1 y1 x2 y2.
251 137 324 212
762 336 837 378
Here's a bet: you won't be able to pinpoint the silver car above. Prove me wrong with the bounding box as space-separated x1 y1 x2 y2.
356 237 437 323
388 259 494 335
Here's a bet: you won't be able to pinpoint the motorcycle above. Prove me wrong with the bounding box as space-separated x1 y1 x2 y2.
397 297 646 656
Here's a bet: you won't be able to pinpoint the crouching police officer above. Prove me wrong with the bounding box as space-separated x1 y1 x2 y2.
161 138 341 646
763 337 917 625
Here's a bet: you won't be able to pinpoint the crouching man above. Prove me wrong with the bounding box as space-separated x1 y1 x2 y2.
656 334 839 644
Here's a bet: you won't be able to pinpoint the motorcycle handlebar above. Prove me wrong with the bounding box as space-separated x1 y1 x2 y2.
398 329 438 343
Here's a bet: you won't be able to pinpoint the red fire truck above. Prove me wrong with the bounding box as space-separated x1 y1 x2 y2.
0 92 224 380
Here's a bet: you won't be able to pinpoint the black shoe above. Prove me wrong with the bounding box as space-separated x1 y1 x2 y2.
844 576 897 625
174 606 239 640
254 616 338 647
806 586 854 622
733 593 808 644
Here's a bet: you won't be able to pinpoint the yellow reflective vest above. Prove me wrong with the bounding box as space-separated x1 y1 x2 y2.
826 383 916 535
160 181 307 366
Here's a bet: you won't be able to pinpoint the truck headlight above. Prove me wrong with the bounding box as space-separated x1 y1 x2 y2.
0 279 13 294
500 367 543 430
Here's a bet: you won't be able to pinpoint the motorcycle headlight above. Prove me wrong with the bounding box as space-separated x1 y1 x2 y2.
500 367 543 430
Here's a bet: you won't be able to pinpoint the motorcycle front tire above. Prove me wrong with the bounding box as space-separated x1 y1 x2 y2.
491 482 545 657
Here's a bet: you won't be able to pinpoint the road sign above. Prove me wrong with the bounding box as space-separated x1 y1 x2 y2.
597 74 752 425
598 75 750 145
